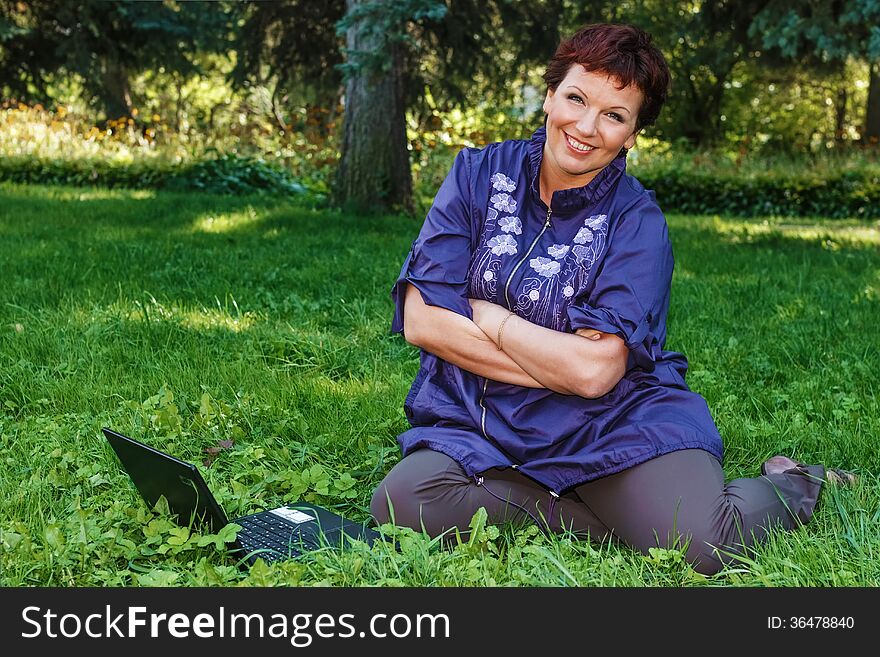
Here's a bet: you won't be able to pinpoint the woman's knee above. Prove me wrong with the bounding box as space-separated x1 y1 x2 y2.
369 474 417 527
369 449 473 535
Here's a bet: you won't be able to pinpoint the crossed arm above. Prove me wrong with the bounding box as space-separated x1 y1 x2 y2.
401 283 628 398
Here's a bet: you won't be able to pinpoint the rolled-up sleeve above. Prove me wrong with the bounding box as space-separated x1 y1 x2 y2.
566 200 673 372
391 148 475 334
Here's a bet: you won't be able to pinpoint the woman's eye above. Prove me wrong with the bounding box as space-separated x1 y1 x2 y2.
607 112 623 122
567 94 584 104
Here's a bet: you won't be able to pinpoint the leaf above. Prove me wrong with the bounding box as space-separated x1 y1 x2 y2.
144 517 174 538
135 569 180 587
244 557 273 585
466 507 488 547
199 392 215 419
197 535 215 547
217 523 241 545
283 472 309 498
43 524 65 551
166 527 190 546
202 438 233 467
2 531 23 550
333 472 357 492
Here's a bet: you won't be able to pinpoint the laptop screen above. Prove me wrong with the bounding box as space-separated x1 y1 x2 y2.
103 427 230 532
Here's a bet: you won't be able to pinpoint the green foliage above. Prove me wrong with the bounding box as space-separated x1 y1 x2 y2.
752 0 880 61
5 0 880 186
717 58 868 154
168 153 310 197
5 96 880 217
0 101 321 198
625 0 765 146
336 0 447 78
0 152 315 199
0 0 229 118
636 166 880 218
230 0 345 113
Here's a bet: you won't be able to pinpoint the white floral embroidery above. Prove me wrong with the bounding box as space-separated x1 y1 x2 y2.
573 227 594 244
547 243 569 260
491 172 517 192
487 234 518 256
483 270 494 281
499 215 522 235
528 289 540 301
584 214 607 229
490 193 517 213
529 256 560 277
563 286 575 298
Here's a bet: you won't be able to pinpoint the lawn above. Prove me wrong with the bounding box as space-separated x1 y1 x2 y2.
1 182 878 586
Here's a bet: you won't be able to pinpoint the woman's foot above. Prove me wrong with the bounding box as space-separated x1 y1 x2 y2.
825 468 859 486
762 454 858 486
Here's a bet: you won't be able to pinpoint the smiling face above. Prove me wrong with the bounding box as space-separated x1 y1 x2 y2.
541 65 643 199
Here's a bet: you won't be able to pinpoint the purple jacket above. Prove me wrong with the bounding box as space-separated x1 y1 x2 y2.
391 127 723 495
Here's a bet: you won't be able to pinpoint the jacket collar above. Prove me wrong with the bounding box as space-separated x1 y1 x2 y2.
527 126 627 213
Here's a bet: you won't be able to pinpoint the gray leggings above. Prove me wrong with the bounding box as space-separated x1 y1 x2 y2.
370 448 824 575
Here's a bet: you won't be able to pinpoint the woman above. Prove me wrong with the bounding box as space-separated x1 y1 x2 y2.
370 23 849 575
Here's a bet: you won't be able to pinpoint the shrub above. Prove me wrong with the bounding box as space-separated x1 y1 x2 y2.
634 169 880 219
0 101 323 200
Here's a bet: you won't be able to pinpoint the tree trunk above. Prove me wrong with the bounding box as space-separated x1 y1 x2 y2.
335 0 412 214
864 62 880 147
99 56 133 120
271 78 289 133
834 83 847 145
175 73 183 134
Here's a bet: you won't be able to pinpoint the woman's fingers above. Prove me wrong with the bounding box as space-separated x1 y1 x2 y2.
575 328 603 341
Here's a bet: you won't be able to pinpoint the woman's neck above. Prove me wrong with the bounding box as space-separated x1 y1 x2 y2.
539 164 598 208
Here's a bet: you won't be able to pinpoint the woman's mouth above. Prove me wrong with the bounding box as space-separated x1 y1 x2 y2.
565 133 595 153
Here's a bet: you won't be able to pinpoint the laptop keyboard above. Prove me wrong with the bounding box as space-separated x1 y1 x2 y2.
235 513 321 562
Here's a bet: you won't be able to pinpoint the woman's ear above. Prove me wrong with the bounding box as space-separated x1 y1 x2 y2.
624 129 640 151
542 88 554 115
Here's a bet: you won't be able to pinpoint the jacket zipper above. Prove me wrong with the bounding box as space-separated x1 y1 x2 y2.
478 205 553 465
503 206 552 310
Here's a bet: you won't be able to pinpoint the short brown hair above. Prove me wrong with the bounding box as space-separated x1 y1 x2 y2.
542 23 670 131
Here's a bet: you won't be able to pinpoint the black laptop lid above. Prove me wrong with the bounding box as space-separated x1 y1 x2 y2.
103 427 230 532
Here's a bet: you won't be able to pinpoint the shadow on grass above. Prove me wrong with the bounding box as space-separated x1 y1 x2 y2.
1 186 420 320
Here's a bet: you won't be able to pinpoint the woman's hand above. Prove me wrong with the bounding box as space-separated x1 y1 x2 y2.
576 328 603 342
402 284 545 388
468 296 626 397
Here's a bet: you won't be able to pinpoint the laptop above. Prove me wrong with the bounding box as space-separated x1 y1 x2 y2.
102 427 383 566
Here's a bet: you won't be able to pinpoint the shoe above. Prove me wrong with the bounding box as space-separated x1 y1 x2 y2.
761 455 858 487
825 468 858 487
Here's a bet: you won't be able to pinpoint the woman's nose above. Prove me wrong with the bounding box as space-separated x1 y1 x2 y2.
576 110 599 137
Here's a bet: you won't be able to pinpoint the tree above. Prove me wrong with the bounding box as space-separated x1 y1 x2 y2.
333 0 432 213
335 0 600 212
231 0 600 213
0 0 224 119
750 0 880 145
624 0 771 148
230 0 346 134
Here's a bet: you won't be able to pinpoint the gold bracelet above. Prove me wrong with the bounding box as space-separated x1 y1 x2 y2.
496 311 515 351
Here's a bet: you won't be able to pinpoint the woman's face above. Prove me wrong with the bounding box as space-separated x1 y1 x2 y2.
541 65 643 192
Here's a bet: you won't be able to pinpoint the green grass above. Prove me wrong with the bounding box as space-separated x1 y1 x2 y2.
1 182 878 587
